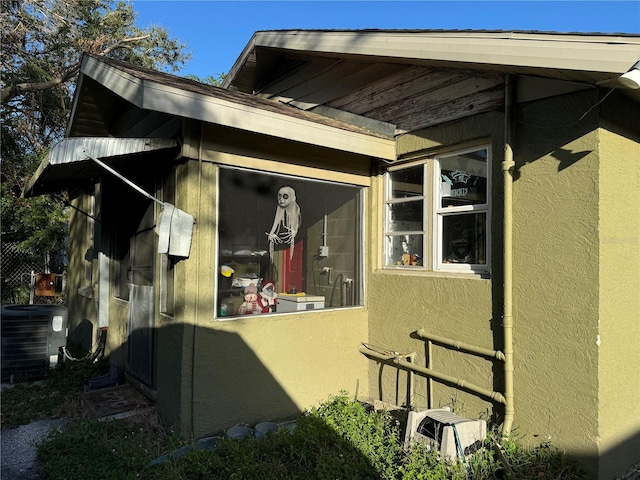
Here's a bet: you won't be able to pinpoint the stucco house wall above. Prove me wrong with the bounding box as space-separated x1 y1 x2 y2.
151 124 372 438
28 32 639 479
597 95 640 477
513 89 602 469
367 110 505 418
368 87 639 477
66 188 98 350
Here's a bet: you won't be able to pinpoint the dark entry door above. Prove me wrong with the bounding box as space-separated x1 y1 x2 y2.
127 201 155 388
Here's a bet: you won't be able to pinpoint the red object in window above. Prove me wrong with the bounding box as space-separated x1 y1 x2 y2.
281 239 304 293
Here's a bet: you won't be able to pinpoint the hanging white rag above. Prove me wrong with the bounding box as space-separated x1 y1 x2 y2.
158 202 195 258
157 203 174 254
169 206 195 257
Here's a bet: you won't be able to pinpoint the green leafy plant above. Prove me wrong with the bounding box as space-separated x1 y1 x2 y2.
17 385 590 480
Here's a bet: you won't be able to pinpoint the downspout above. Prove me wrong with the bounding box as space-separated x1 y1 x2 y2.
501 74 515 436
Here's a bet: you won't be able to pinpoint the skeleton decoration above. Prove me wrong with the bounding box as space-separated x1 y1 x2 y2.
266 186 301 262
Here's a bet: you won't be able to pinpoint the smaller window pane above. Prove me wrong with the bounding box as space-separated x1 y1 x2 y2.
441 213 486 265
386 234 424 267
440 149 487 207
387 200 423 232
390 165 424 199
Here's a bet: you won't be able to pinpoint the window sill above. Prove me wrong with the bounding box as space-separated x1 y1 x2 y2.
375 268 490 280
214 305 364 322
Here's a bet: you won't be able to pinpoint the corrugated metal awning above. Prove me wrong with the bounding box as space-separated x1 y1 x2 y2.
25 137 179 197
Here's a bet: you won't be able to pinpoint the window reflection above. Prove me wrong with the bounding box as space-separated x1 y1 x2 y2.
217 168 362 318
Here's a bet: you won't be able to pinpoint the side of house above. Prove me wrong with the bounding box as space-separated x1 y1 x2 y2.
25 31 640 479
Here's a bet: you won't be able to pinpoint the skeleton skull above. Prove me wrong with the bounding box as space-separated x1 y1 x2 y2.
277 187 293 208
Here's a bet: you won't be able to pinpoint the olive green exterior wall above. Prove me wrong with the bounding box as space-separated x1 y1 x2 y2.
367 110 505 418
191 310 369 438
512 90 601 472
66 188 98 350
597 95 640 478
153 123 371 438
367 89 640 478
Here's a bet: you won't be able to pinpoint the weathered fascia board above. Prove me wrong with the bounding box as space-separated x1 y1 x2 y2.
248 31 640 75
395 88 505 135
80 56 395 161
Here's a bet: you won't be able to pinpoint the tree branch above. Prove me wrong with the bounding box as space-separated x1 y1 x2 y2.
1 63 80 103
1 34 150 103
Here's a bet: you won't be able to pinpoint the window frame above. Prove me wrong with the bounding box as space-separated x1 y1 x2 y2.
384 145 491 275
215 165 366 320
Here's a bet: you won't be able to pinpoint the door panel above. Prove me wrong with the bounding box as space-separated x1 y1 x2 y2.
126 201 155 388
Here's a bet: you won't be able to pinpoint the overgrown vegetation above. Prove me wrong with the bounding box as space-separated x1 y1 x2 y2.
1 353 110 429
3 364 588 480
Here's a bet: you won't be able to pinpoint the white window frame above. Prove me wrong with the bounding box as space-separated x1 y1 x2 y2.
384 145 491 275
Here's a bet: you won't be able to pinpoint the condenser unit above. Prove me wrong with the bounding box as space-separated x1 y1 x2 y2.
1 305 68 382
404 407 487 460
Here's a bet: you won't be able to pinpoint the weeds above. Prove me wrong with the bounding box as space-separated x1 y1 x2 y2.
148 392 588 480
1 354 110 429
3 367 589 480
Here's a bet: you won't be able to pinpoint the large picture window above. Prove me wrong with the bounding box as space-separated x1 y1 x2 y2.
384 146 490 274
217 167 363 318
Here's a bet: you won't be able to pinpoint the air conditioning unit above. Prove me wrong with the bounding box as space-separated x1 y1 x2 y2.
1 305 68 382
404 407 487 460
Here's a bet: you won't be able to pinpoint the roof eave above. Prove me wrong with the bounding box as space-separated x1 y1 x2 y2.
225 30 640 87
81 55 395 161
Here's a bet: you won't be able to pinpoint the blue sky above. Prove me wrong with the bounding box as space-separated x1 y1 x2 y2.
132 1 640 78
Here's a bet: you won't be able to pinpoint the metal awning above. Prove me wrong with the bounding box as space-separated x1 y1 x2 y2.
25 137 179 197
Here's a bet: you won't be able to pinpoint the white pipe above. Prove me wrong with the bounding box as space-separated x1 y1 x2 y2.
502 74 516 436
78 148 163 206
416 329 505 361
359 346 507 405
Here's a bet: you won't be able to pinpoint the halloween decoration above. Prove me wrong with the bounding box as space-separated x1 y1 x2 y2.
266 186 301 262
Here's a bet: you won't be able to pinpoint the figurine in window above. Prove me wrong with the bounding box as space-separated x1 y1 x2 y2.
266 186 301 262
260 279 278 313
238 283 267 315
401 238 411 266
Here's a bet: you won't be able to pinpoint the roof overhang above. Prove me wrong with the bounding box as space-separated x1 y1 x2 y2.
25 137 179 197
79 55 396 160
225 30 640 94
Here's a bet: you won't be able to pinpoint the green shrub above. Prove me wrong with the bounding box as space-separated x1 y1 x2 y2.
31 387 590 480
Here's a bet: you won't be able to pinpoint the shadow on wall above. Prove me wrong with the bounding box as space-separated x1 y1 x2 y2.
93 320 361 441
72 321 393 478
363 332 640 479
188 325 303 436
70 318 95 351
569 429 640 480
